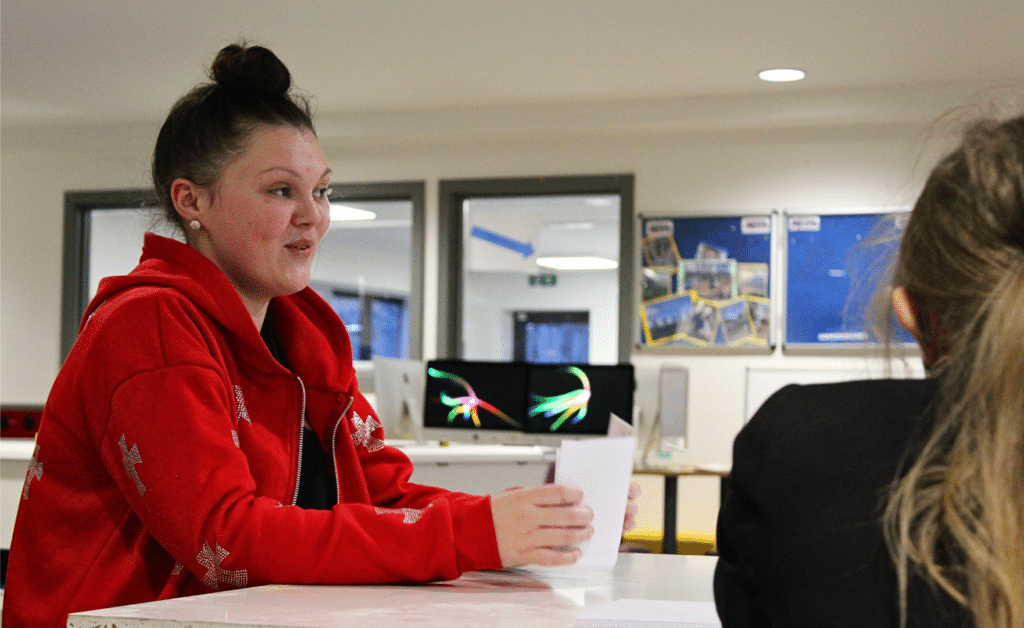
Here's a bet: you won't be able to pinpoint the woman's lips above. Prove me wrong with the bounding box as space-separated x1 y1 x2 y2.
285 238 314 252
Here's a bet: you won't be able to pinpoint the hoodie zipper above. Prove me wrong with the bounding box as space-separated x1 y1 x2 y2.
290 376 308 506
330 395 356 504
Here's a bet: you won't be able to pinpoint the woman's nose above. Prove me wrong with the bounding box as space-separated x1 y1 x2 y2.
294 195 325 228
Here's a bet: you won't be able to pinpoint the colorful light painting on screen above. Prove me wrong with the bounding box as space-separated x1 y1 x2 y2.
529 366 592 431
427 367 521 428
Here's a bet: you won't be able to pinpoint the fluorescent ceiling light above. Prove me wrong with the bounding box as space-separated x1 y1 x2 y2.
330 204 377 221
547 221 595 230
758 68 806 82
536 256 618 270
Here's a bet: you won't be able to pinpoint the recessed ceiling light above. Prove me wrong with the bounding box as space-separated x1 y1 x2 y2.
330 204 377 221
759 68 806 82
536 256 618 270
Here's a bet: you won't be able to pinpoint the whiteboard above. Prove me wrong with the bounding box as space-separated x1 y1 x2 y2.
745 365 924 422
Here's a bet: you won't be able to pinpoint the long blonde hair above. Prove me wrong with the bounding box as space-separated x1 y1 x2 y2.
881 115 1024 628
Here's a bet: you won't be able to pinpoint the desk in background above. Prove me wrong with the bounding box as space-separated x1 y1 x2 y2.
69 553 717 628
396 442 556 495
0 439 34 558
633 464 731 555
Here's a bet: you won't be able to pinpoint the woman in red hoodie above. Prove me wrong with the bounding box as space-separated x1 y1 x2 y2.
4 43 626 627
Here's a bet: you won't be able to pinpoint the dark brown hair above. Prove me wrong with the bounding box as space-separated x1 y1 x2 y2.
151 43 315 229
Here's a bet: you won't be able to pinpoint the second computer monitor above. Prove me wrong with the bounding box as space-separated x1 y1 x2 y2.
525 363 635 444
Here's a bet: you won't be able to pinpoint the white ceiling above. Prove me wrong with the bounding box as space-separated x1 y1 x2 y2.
2 0 1022 128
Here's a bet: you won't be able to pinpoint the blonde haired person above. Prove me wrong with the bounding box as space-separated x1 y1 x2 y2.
714 114 1024 628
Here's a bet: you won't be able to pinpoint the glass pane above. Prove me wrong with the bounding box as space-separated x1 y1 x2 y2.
327 292 364 359
370 298 408 359
310 199 413 361
525 321 589 363
461 194 620 364
88 208 181 299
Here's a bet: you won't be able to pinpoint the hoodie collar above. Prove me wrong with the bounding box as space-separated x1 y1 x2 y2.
86 233 356 393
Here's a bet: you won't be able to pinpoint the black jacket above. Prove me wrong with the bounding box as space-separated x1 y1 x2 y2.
714 379 971 627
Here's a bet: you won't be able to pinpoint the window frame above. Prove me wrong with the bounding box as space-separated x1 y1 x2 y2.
436 174 635 362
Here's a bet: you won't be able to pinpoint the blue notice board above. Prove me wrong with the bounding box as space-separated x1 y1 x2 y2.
785 212 914 347
639 215 774 350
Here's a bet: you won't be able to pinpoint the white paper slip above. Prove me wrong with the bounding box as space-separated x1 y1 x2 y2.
607 412 637 438
575 599 722 628
555 434 637 570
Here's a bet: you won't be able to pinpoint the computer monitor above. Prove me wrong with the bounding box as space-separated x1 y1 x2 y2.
523 363 635 446
422 360 528 444
371 357 425 442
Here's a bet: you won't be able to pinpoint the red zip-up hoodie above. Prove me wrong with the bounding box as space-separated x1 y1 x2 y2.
4 234 501 627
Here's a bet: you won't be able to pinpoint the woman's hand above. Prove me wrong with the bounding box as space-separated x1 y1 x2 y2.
623 481 641 533
490 484 594 568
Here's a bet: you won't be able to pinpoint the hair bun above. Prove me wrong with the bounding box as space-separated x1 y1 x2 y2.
210 43 291 98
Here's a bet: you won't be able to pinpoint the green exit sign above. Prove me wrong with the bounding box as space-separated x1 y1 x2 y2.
528 273 557 287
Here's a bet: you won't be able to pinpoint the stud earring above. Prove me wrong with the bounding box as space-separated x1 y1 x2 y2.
189 219 201 231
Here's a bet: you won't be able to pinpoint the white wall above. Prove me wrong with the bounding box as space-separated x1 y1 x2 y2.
2 86 972 537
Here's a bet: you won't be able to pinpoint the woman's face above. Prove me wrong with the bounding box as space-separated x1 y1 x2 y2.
194 125 331 319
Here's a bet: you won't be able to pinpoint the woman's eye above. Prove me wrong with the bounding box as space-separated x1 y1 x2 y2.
271 187 291 198
316 187 331 199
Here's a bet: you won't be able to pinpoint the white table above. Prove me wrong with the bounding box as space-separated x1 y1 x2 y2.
68 553 718 628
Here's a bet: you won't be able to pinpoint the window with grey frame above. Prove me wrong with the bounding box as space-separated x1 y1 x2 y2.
436 174 635 364
61 182 426 363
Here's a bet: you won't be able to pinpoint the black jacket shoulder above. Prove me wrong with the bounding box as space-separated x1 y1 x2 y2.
715 378 969 628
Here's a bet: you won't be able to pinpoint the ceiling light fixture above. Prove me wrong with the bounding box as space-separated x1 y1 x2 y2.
536 256 619 270
758 68 806 82
330 204 377 222
547 221 595 230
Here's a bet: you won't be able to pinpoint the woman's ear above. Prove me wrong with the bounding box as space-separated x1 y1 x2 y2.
891 286 920 340
170 178 205 224
893 285 938 368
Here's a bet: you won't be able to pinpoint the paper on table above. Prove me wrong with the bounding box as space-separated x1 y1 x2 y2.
554 431 637 570
575 599 722 628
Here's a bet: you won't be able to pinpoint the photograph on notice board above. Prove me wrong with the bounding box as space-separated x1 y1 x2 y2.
719 299 755 345
747 298 770 342
686 299 719 345
737 263 769 297
641 233 682 268
641 291 701 345
641 268 675 301
695 241 729 260
680 259 737 300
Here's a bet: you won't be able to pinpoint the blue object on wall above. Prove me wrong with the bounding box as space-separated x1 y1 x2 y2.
785 212 914 346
